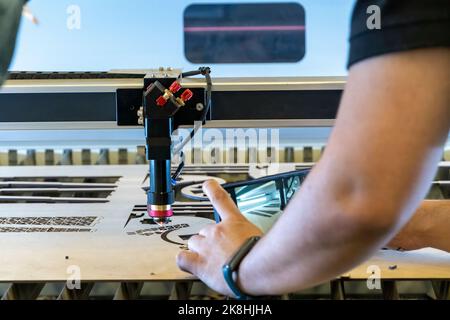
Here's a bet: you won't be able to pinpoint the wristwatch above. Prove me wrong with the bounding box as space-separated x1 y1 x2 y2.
222 236 260 300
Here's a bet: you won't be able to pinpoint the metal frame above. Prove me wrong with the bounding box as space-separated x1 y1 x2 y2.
0 74 344 130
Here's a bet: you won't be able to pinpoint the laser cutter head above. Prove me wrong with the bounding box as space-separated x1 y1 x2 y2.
148 204 174 225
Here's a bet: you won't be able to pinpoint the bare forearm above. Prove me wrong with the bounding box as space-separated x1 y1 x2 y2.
388 200 450 252
237 48 450 296
238 163 404 295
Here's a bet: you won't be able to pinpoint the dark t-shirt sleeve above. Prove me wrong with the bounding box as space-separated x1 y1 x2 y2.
348 0 450 68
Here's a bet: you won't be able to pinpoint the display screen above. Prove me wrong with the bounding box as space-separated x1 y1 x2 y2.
184 3 306 63
235 180 282 217
218 170 309 232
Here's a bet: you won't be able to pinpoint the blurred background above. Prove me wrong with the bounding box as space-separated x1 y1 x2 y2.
11 0 355 76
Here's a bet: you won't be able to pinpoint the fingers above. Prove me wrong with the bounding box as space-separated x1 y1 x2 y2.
187 234 204 252
176 250 200 274
203 179 244 221
198 224 216 237
177 235 205 274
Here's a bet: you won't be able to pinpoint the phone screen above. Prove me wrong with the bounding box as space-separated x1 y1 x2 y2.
217 169 310 232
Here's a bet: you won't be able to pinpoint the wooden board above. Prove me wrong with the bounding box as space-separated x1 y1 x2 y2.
0 165 449 283
343 248 450 280
0 165 212 282
0 217 213 282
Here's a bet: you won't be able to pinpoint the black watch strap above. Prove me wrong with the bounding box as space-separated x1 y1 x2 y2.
222 236 260 300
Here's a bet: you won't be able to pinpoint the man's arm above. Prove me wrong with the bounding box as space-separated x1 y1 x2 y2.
236 48 450 295
387 200 450 252
177 47 450 296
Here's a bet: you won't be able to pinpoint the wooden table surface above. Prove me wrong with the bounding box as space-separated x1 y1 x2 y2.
0 165 448 283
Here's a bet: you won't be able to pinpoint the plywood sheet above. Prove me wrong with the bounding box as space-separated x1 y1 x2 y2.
343 248 450 280
0 165 448 283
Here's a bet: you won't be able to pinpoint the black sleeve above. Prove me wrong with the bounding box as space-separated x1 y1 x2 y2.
348 0 450 68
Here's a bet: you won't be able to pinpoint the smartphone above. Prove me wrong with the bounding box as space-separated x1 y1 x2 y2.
214 169 310 232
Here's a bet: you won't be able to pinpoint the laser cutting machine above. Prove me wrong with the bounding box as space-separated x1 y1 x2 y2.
0 69 345 221
0 71 449 300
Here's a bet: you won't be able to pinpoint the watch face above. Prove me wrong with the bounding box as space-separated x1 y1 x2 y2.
219 169 310 232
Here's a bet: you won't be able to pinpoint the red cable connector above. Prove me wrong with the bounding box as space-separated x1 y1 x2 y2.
169 81 182 94
156 96 168 107
156 85 194 107
181 89 193 102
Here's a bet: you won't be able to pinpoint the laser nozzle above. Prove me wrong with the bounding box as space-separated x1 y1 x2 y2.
148 205 173 225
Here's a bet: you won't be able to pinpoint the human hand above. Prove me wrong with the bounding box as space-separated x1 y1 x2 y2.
176 179 263 296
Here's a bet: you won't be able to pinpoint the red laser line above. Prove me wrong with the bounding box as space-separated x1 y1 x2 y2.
184 25 306 32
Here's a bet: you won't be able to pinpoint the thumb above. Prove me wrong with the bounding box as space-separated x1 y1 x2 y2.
203 180 245 221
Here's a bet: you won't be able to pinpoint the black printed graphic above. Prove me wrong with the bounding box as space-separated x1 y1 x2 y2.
127 223 193 246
